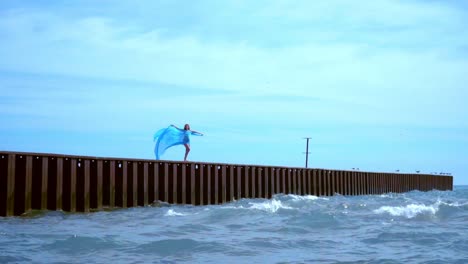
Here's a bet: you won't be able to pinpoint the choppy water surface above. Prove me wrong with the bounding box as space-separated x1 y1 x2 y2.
1 186 468 263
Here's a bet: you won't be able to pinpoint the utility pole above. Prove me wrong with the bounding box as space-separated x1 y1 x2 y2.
304 137 311 168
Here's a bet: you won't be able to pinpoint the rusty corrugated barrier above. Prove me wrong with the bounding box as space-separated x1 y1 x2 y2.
0 151 454 217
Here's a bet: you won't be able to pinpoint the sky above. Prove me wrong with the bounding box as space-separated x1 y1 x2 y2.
0 0 467 184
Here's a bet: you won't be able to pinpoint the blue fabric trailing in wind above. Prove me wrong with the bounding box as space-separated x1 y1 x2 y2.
153 126 202 160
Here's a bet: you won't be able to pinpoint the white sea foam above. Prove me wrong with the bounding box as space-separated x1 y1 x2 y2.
164 209 186 216
289 194 319 201
374 203 438 218
288 194 329 201
444 201 468 207
220 205 246 209
248 199 293 213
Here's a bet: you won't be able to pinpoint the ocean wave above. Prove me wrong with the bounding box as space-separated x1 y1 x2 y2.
443 201 468 208
165 209 187 217
248 199 293 213
287 194 328 202
219 199 293 213
373 203 438 218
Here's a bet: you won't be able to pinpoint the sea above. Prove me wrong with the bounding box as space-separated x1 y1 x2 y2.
1 186 467 264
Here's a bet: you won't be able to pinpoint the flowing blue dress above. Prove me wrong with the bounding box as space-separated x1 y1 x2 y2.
153 126 202 160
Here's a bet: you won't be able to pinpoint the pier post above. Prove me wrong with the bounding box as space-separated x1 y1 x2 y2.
251 166 257 198
244 166 250 198
221 165 227 203
96 160 103 209
25 156 33 213
56 157 63 211
143 162 149 206
181 163 186 204
258 167 263 198
237 166 242 200
6 154 15 216
190 164 196 205
317 170 323 196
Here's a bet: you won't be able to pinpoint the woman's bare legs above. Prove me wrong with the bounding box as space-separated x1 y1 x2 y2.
184 144 191 161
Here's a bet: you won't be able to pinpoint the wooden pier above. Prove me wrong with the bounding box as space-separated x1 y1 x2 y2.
0 151 453 216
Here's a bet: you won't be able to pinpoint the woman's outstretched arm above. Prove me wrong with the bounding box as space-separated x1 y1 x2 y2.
190 129 204 136
170 124 182 130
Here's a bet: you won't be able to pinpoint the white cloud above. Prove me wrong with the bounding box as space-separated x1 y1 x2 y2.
1 1 467 181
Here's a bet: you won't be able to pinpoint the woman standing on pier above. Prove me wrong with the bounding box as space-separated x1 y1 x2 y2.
171 124 203 161
153 124 203 161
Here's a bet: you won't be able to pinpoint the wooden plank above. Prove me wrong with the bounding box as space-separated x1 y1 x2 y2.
181 164 186 204
330 170 335 196
279 168 286 194
221 165 227 203
229 166 234 202
41 157 48 210
282 169 286 194
324 170 328 196
172 164 178 204
251 167 256 198
153 163 159 203
360 172 363 195
258 168 263 198
338 171 343 195
164 163 169 202
199 164 204 205
354 172 358 195
292 169 297 194
237 166 242 200
380 173 384 194
302 170 307 195
270 167 275 197
122 162 128 208
374 172 378 194
312 170 317 196
207 165 211 205
264 167 269 198
355 172 359 195
375 173 379 194
84 160 90 213
132 162 138 207
56 157 63 211
297 170 302 195
244 166 250 198
70 159 77 212
97 160 103 209
349 171 353 195
109 161 115 208
276 168 281 195
191 164 196 205
365 172 369 195
359 172 363 195
345 171 350 195
214 165 219 204
336 171 340 195
6 154 15 216
143 162 149 206
25 156 33 212
317 170 322 196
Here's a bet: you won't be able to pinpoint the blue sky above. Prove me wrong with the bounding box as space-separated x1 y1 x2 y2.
1 1 467 184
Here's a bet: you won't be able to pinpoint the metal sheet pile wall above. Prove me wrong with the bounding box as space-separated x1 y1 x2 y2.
0 152 453 216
